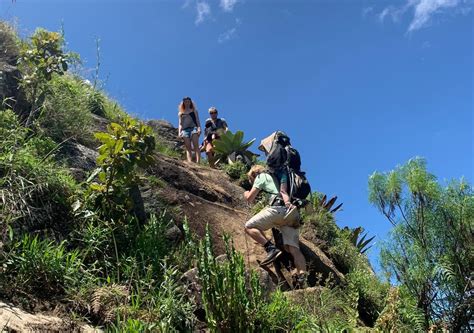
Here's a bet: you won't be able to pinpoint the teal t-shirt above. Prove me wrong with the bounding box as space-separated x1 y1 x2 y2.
253 173 279 195
253 172 288 195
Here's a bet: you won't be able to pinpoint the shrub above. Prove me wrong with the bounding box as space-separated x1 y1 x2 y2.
346 268 389 327
87 116 155 222
222 160 248 180
87 89 107 117
0 21 19 65
222 160 252 190
302 196 339 249
328 232 367 274
17 27 75 126
375 287 424 332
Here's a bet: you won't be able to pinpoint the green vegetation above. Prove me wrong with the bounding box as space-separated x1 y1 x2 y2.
0 109 77 233
369 157 473 331
1 21 469 332
87 115 155 222
39 74 92 143
197 230 264 331
213 130 255 164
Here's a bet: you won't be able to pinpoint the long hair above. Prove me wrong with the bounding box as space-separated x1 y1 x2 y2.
178 97 196 115
247 165 266 184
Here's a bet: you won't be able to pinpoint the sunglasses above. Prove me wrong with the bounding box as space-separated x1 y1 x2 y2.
209 111 217 114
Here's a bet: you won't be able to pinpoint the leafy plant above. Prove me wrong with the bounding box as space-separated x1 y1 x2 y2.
17 28 76 126
222 160 252 190
375 287 425 332
346 268 389 327
87 89 107 117
344 226 375 254
87 116 155 222
213 130 255 165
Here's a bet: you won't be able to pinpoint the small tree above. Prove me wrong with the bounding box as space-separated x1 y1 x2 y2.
368 157 473 331
88 116 155 223
17 28 74 126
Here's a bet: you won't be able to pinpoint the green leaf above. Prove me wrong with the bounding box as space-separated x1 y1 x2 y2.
94 132 112 142
114 139 124 154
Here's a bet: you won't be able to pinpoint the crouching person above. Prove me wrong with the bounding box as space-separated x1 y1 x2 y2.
243 165 307 288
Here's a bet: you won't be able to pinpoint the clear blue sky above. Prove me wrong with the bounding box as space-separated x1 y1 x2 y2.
2 0 472 271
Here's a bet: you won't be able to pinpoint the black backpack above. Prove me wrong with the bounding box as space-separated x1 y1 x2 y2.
266 131 311 205
266 131 301 172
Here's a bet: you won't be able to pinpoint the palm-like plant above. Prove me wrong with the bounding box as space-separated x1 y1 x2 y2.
345 226 375 254
213 130 256 165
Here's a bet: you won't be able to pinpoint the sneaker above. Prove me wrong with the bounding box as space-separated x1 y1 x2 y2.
292 273 306 290
259 247 282 266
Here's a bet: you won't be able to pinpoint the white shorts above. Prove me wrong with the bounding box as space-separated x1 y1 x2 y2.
245 206 300 249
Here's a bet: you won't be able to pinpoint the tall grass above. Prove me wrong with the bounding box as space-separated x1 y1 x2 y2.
197 227 265 332
39 74 92 144
1 233 85 296
0 109 78 234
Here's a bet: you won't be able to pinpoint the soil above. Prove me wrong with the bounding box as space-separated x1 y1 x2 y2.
145 153 267 263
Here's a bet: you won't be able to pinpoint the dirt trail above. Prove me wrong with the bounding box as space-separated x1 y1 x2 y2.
147 154 267 264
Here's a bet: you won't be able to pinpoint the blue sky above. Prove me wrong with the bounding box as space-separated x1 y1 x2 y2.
2 0 472 271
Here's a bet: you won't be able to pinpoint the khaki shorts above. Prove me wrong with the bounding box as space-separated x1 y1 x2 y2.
245 206 300 249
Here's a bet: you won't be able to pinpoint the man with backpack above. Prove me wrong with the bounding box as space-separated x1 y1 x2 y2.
244 163 307 289
202 106 228 168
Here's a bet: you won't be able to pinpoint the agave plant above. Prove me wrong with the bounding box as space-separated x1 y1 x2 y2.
346 226 375 254
213 130 256 165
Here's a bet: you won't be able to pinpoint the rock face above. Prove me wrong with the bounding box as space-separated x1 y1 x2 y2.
0 301 101 332
147 119 184 152
57 141 99 181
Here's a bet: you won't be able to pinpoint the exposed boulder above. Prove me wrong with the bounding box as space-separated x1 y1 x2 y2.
57 141 98 181
0 301 100 332
147 119 184 152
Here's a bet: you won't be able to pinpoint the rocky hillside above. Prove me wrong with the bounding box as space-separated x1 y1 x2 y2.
0 21 392 332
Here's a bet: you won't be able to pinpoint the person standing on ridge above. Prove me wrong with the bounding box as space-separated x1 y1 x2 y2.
243 165 307 289
178 96 201 163
203 106 228 168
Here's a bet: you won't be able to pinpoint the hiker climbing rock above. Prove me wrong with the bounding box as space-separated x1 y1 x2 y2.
243 165 307 289
202 106 228 168
259 131 311 214
178 96 202 163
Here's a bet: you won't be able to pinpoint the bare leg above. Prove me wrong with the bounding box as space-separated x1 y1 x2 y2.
191 133 200 163
182 137 193 162
285 245 306 274
206 142 215 168
244 226 268 245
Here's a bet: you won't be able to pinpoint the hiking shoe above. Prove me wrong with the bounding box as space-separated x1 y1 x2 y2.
292 273 306 290
259 248 282 266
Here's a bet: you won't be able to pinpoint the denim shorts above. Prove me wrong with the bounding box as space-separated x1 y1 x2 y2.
181 127 198 138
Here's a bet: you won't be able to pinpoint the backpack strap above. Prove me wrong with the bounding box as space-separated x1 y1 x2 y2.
189 110 198 127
